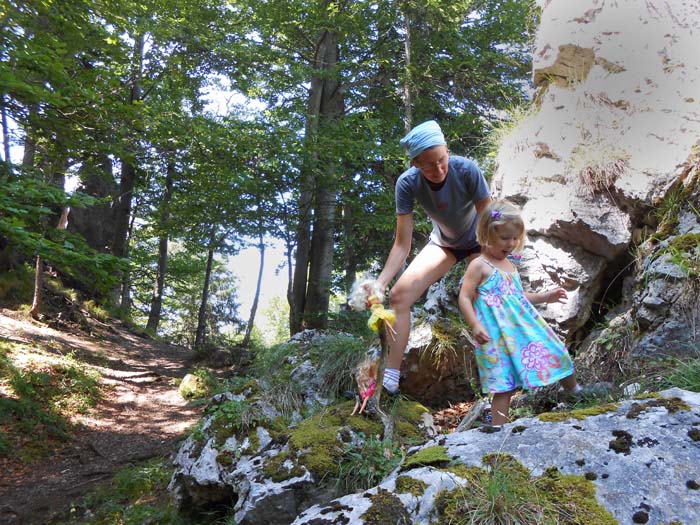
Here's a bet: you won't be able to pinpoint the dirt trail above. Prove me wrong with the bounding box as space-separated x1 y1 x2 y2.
0 309 204 524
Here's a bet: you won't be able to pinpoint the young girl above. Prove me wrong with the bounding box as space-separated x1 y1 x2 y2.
458 200 598 427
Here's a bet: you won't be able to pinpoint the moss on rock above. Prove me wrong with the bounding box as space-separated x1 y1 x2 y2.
402 445 451 471
435 454 617 525
627 397 691 419
262 451 306 482
395 475 428 497
360 488 411 525
270 399 433 483
537 403 619 423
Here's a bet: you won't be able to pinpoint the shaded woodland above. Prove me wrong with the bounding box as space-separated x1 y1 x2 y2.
0 0 537 350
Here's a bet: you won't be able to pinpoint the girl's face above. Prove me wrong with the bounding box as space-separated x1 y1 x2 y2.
485 222 522 260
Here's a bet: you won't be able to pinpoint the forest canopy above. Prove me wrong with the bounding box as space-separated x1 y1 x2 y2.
0 0 538 349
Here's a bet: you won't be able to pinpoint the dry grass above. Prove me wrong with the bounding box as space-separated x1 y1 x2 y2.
568 140 629 197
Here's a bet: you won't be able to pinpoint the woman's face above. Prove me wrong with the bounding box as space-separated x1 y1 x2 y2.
412 145 449 183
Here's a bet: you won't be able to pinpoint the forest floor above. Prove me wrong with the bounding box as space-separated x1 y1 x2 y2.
0 305 480 524
0 308 204 525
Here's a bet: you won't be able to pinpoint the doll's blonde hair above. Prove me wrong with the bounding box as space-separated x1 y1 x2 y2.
476 199 526 251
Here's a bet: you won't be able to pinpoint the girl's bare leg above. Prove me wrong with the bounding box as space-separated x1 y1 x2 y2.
491 391 514 426
559 373 578 392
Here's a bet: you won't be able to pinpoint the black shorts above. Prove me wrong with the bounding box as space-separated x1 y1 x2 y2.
430 241 481 262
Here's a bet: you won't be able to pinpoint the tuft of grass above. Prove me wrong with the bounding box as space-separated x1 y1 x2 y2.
421 318 464 371
437 455 616 525
261 380 303 419
82 299 111 323
664 354 700 392
568 140 629 197
336 433 402 493
478 105 535 177
61 458 193 525
310 333 367 399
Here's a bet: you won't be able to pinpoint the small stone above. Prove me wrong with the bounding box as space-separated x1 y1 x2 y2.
632 510 649 523
687 480 700 490
585 472 598 480
575 459 586 466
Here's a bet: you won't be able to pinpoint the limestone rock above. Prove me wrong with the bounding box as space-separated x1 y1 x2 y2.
293 389 700 525
492 0 700 342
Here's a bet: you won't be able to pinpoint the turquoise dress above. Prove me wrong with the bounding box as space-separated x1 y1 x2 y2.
472 257 574 394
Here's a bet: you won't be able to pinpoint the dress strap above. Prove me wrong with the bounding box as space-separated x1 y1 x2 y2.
479 256 497 269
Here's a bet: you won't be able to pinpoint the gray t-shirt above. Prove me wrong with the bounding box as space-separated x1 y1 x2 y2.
395 156 489 250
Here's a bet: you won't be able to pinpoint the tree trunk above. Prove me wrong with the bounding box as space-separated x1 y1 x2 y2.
402 6 413 133
119 207 137 311
28 256 43 318
1 95 11 179
290 171 313 334
194 235 217 352
146 156 175 332
342 202 358 296
303 28 343 329
243 229 265 347
304 185 336 329
112 32 143 303
292 24 344 332
68 153 115 252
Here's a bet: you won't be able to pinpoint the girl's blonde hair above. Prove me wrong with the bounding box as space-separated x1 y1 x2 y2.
476 199 526 251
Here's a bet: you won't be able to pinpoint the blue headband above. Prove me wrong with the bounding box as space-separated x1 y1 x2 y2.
399 120 447 159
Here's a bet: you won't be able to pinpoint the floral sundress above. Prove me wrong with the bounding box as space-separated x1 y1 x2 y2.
472 256 574 394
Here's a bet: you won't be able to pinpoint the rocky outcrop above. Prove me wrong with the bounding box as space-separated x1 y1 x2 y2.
168 330 437 524
293 388 700 525
492 0 700 343
580 185 700 362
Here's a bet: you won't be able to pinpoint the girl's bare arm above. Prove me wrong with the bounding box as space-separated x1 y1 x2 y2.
458 260 491 344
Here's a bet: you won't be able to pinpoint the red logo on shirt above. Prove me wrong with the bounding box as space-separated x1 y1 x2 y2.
438 202 448 210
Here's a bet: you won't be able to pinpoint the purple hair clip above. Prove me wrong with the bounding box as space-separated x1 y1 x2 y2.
491 210 502 220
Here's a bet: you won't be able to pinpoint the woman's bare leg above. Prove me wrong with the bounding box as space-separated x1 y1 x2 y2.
385 244 456 372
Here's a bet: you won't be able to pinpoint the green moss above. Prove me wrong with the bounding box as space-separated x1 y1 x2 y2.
247 428 260 452
537 403 619 423
442 463 486 483
688 429 700 442
395 420 422 441
262 451 306 482
402 445 451 471
609 430 632 455
360 488 411 525
178 373 208 400
285 401 386 479
626 397 691 419
395 475 428 497
633 392 661 400
660 233 700 277
217 451 234 467
394 399 431 423
435 455 616 525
